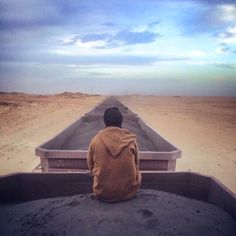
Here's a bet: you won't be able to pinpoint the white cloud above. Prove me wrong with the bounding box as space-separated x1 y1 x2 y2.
228 25 236 34
59 35 77 45
188 50 207 57
67 64 78 68
218 4 236 22
222 36 236 44
52 50 76 56
75 39 107 49
217 25 236 45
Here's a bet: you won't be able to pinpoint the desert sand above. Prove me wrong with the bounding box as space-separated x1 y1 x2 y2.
119 96 236 194
0 189 235 236
0 93 236 194
0 92 103 174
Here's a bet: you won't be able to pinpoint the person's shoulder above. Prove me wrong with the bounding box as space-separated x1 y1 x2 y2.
122 128 137 138
90 133 98 143
90 129 104 144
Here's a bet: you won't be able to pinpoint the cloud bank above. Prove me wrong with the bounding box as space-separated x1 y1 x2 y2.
0 0 235 95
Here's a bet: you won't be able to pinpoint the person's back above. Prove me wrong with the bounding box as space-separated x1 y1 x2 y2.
87 107 141 202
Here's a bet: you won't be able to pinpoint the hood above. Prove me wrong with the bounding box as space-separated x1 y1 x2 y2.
99 127 136 158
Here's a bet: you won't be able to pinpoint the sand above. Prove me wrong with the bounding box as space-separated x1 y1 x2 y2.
0 93 236 194
0 92 103 173
0 189 235 236
119 96 236 194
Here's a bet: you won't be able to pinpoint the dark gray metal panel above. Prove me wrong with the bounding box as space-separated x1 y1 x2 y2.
18 173 93 202
208 177 236 219
0 172 236 220
0 173 21 202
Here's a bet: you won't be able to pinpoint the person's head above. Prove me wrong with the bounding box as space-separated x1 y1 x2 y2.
103 107 123 128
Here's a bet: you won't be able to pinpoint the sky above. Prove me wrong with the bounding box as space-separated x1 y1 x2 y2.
0 0 236 95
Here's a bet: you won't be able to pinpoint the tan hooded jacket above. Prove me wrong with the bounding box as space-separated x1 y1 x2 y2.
87 126 141 202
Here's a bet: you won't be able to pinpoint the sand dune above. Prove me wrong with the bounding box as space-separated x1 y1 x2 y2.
0 93 236 194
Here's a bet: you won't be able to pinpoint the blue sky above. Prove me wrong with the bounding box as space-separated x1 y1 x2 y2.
0 0 236 95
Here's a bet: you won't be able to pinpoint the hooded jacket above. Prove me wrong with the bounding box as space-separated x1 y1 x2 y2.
87 126 141 202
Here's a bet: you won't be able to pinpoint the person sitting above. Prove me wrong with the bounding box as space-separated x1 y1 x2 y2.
87 107 141 202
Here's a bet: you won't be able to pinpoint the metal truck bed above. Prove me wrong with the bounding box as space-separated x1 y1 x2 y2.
36 98 181 172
